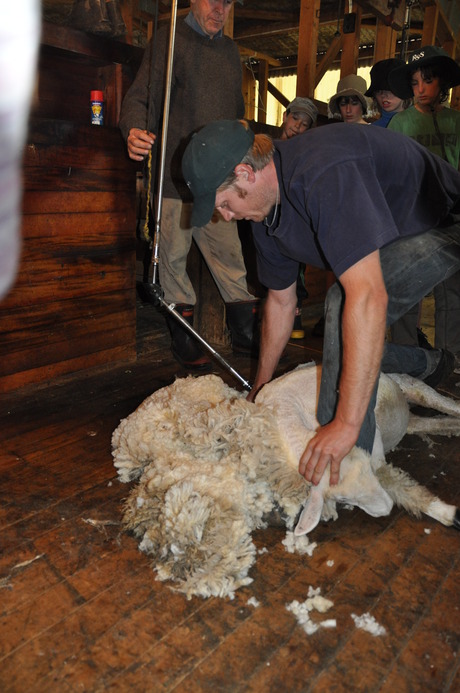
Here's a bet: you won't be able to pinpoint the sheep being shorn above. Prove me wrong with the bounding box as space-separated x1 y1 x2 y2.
256 365 460 536
112 363 460 599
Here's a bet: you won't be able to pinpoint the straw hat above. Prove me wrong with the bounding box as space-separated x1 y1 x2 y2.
328 74 374 118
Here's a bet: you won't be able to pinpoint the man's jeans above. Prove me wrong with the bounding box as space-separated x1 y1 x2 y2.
317 221 460 453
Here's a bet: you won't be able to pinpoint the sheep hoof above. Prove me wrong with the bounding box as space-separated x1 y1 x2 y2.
453 508 460 531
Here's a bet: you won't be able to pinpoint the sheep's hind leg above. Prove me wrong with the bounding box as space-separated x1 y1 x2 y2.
376 463 460 529
407 414 460 437
387 373 460 417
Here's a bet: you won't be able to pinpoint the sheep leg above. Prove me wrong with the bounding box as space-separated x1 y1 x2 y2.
387 373 460 417
376 463 460 529
407 415 460 437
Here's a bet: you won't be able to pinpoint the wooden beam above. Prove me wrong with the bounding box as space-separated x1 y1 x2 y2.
157 8 188 22
258 59 269 123
340 3 362 77
223 2 234 39
374 18 396 61
421 4 438 46
242 63 256 120
297 0 321 98
315 33 343 85
235 9 299 23
356 0 405 30
238 45 281 67
235 20 299 41
267 81 290 108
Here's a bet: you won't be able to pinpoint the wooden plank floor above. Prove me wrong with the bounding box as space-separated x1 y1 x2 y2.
1 295 459 693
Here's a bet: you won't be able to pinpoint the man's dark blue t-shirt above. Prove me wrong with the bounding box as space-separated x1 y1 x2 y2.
251 122 460 290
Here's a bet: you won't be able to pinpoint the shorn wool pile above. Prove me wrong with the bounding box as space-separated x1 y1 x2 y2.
112 363 460 599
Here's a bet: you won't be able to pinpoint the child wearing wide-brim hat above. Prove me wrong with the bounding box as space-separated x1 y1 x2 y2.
388 46 460 100
328 74 374 122
387 45 460 371
366 58 411 128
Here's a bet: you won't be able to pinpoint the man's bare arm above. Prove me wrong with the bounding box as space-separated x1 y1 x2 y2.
247 282 297 402
299 250 388 485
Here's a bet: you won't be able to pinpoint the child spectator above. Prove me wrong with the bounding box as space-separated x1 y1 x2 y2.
328 74 374 124
388 46 460 368
365 58 411 128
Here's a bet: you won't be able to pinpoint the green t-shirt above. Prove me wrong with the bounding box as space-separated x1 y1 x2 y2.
388 106 460 169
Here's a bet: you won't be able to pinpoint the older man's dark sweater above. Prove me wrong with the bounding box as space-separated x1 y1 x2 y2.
119 19 245 200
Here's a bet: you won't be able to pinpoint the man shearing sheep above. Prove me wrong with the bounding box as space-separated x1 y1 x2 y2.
181 119 460 487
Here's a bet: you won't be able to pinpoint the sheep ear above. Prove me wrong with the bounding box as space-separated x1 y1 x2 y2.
294 486 323 535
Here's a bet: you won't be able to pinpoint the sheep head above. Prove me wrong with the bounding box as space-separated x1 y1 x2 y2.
294 445 393 535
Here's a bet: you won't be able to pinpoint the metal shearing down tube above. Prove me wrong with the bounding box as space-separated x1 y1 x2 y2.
162 302 252 391
150 0 177 290
141 0 252 392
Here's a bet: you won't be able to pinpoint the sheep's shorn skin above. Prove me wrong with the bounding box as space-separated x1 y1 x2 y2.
112 363 460 599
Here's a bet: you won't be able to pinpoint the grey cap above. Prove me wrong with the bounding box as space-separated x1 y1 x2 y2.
286 97 318 124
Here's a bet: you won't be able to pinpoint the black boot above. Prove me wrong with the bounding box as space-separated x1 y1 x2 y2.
225 300 260 357
165 304 211 371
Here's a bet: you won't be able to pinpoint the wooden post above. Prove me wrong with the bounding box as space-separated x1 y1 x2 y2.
340 2 362 77
374 19 396 61
421 5 439 47
315 34 343 85
242 63 256 120
224 2 234 38
257 59 269 123
297 0 321 97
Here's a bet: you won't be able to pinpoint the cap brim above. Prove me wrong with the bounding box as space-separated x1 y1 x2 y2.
191 191 217 228
291 108 312 116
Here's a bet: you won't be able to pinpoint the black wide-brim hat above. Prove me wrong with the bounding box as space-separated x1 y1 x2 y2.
388 46 460 99
365 58 405 96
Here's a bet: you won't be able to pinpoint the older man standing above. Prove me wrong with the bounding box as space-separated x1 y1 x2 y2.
182 119 460 487
119 1 259 370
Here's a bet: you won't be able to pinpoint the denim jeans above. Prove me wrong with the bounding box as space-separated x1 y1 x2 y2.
390 269 460 353
316 221 460 452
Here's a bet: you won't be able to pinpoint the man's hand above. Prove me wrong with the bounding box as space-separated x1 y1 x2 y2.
299 250 388 486
127 128 156 161
298 417 361 486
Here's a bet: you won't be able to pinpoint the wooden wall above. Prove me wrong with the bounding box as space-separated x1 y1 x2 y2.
0 25 142 393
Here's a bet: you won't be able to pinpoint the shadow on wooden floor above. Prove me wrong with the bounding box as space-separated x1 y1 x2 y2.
1 297 459 692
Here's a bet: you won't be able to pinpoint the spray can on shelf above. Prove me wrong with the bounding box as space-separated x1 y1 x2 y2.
90 90 104 126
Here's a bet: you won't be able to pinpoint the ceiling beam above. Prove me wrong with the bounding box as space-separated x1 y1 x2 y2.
238 45 282 67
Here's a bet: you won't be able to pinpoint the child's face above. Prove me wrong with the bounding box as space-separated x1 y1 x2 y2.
411 69 442 108
338 96 364 123
374 90 404 114
281 111 312 139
